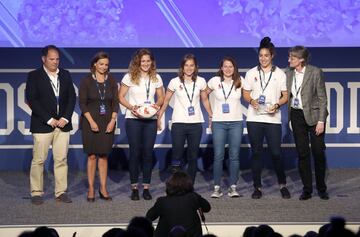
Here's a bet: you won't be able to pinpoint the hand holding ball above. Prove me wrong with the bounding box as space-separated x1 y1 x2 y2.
135 104 159 118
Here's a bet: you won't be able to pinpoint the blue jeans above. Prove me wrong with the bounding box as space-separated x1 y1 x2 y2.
125 119 157 185
171 123 202 182
212 121 243 186
246 122 286 188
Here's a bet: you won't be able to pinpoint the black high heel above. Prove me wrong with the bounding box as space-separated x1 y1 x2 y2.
99 190 112 201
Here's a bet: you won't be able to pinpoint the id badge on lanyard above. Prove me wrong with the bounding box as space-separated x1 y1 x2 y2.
220 80 233 114
99 103 106 115
183 81 196 116
56 96 59 114
222 103 230 113
258 95 266 105
293 98 300 108
188 106 195 116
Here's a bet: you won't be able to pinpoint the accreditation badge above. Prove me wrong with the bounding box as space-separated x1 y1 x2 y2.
188 106 195 116
222 103 230 113
258 95 266 105
293 98 300 108
99 104 106 115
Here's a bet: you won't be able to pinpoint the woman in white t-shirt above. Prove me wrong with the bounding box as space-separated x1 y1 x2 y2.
118 49 164 201
243 37 290 199
157 54 212 182
207 57 244 198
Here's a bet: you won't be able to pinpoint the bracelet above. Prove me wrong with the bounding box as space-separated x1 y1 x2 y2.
275 103 280 109
249 99 253 104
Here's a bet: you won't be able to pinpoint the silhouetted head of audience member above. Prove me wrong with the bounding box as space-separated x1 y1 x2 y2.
269 232 283 237
318 223 331 237
202 234 218 237
243 226 257 237
169 225 187 237
325 216 355 237
32 226 59 237
304 230 318 237
126 227 147 237
253 224 274 237
166 171 194 196
288 235 302 237
102 228 127 237
128 216 154 237
18 231 34 237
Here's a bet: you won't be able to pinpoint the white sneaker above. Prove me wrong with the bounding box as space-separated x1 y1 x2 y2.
228 185 240 198
211 185 223 198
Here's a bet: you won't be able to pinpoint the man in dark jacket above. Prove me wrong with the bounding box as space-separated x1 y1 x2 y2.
25 45 76 205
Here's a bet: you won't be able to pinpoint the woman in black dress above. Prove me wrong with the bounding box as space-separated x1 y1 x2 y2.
79 52 119 202
146 171 211 237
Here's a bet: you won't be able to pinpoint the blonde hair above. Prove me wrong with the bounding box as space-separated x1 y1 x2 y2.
128 49 158 85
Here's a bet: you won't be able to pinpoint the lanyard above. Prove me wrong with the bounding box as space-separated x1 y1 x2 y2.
182 81 196 105
220 79 234 103
293 74 302 98
49 78 60 107
93 74 107 101
49 78 59 96
144 78 151 101
96 81 107 101
259 68 273 94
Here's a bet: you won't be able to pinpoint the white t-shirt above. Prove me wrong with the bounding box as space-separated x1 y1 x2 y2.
121 73 163 119
243 66 287 124
167 76 207 123
208 76 244 122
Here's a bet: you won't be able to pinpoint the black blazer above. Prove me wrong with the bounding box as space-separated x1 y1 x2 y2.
25 67 76 133
146 192 211 237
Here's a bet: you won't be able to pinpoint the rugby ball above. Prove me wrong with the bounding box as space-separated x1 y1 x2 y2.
136 104 158 118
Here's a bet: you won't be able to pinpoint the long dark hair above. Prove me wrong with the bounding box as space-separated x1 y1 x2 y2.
216 56 241 89
178 54 198 83
166 171 194 196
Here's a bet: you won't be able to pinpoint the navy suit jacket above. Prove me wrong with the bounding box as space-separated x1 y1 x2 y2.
25 67 76 133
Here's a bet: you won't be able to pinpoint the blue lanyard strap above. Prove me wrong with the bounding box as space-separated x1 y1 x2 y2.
93 74 107 101
95 81 107 101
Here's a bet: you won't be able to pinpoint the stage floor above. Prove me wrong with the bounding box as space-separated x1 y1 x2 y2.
0 169 359 226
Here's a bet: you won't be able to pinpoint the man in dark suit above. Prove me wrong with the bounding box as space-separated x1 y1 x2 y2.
25 45 76 205
286 45 329 200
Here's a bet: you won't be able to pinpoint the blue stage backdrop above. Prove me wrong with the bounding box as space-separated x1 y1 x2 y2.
0 48 359 171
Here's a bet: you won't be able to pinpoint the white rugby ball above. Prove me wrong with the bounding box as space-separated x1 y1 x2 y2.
136 104 158 118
